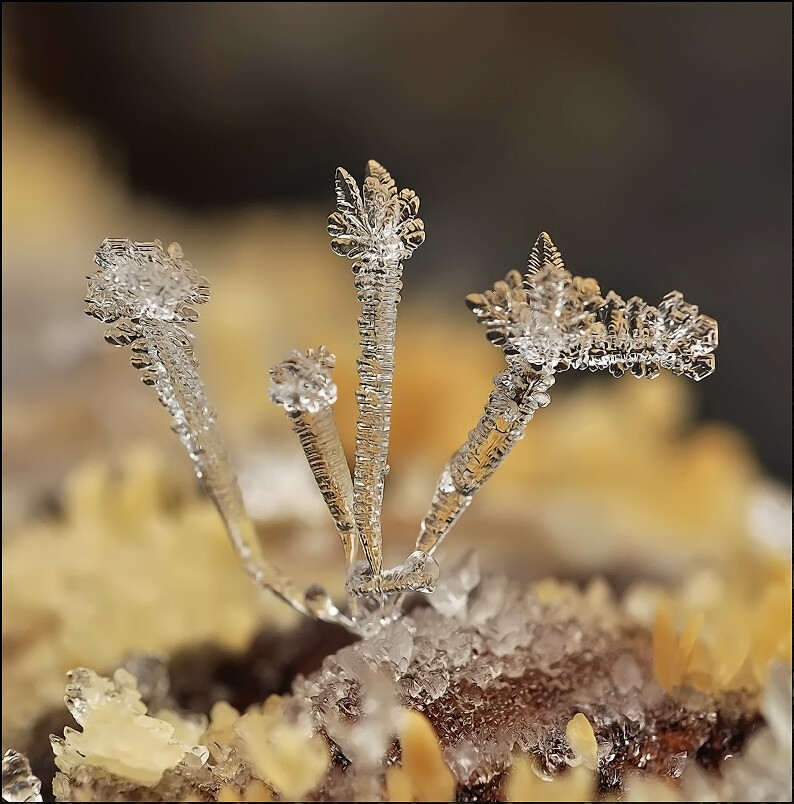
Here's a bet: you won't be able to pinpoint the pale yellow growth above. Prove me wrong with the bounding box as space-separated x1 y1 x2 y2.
57 705 186 786
386 709 456 802
623 773 683 801
2 448 302 746
506 755 595 802
648 557 792 695
52 669 202 787
236 695 329 801
201 701 242 757
154 709 208 747
565 713 598 770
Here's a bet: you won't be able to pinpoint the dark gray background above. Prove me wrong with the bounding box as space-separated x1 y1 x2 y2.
4 2 791 480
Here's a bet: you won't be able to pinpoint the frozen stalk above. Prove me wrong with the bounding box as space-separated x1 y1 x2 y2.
417 232 718 556
269 347 358 564
417 366 555 555
85 239 348 628
327 161 425 589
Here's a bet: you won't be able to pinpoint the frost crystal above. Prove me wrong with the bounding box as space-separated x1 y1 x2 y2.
418 231 718 556
87 239 209 325
269 347 338 414
291 566 760 800
2 751 42 803
87 168 717 636
86 240 344 628
269 348 357 564
467 235 718 381
327 161 425 589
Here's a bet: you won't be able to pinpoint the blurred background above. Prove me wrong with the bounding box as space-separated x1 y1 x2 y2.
2 1 791 495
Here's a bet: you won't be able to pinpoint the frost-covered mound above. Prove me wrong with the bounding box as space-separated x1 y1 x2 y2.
12 561 790 802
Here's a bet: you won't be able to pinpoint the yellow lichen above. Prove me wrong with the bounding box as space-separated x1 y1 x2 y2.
623 773 683 802
235 695 328 801
201 701 242 758
386 709 456 803
52 669 200 787
506 755 596 802
2 447 307 746
153 709 208 748
565 712 598 770
645 557 792 694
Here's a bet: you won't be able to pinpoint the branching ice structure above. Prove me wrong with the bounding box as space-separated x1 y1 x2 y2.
85 162 718 636
417 232 718 556
84 239 348 629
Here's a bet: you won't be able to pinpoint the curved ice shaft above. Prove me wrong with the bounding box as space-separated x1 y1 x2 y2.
417 365 554 555
147 323 310 613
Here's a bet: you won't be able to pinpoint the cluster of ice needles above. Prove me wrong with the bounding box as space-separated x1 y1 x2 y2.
85 161 717 637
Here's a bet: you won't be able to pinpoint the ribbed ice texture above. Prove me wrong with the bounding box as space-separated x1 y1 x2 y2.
86 192 719 640
86 239 338 624
328 161 425 585
417 366 555 555
269 348 357 564
2 751 42 803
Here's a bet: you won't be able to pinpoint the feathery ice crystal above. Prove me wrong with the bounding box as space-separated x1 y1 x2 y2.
85 161 718 637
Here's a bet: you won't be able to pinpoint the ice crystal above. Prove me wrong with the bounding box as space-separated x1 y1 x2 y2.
327 161 425 591
86 239 210 325
467 240 717 381
418 232 718 556
86 164 717 637
269 348 357 564
36 563 776 801
287 563 761 800
1 751 42 803
86 239 344 629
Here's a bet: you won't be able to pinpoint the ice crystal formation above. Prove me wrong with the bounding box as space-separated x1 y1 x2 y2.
4 159 787 804
2 750 42 803
32 560 791 802
84 161 717 638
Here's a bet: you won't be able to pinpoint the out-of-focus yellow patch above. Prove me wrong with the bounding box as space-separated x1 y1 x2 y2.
235 694 329 801
506 755 595 802
565 713 598 770
647 557 791 694
386 709 456 802
624 773 683 801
